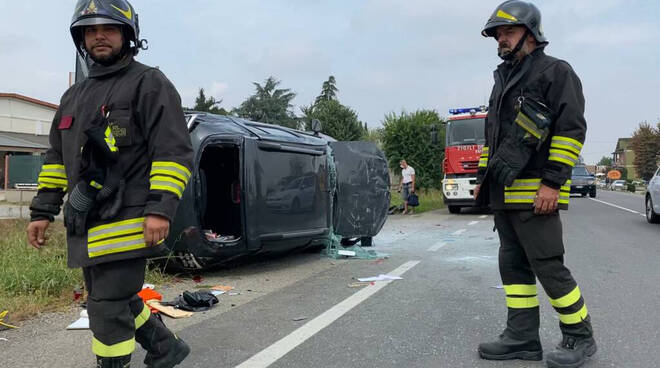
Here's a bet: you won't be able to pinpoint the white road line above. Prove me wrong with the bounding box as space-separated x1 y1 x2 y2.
427 242 447 252
589 198 643 215
468 221 479 226
235 260 421 368
452 229 467 235
479 215 488 219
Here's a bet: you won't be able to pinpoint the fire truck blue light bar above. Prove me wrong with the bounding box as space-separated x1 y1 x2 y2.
449 106 488 115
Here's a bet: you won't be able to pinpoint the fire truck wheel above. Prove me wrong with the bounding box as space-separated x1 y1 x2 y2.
448 206 462 214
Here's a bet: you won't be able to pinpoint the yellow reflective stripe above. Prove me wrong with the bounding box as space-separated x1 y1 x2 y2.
89 217 144 236
152 161 191 177
92 337 135 357
550 286 581 308
559 305 588 325
39 171 67 178
496 9 518 21
515 114 543 139
89 233 144 249
551 136 583 155
135 304 151 330
89 180 103 190
38 177 68 186
104 126 118 152
89 228 143 244
550 148 578 160
38 183 67 190
151 184 183 198
504 191 537 197
549 156 577 167
150 168 189 183
503 284 537 296
482 146 489 153
42 164 65 171
150 175 185 190
506 296 539 309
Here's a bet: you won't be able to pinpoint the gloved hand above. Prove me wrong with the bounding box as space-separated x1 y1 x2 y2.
97 179 125 220
84 122 119 164
64 181 99 236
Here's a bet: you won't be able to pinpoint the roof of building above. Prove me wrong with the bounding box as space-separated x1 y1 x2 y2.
0 93 59 110
0 132 50 150
615 137 632 152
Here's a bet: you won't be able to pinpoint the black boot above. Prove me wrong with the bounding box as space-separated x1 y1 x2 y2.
135 314 190 368
546 335 597 368
478 334 543 361
96 355 131 368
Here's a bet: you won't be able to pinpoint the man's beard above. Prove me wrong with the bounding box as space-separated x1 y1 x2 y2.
498 43 513 60
89 46 124 66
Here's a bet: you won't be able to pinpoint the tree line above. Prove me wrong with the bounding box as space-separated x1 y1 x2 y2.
190 76 447 189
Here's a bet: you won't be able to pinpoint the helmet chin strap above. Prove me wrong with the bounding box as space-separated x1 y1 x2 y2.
499 29 530 61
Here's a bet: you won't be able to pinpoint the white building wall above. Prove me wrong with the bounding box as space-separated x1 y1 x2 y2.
0 97 55 136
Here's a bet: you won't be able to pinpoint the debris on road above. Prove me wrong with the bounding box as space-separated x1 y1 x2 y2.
357 274 403 282
348 282 372 288
162 291 219 312
142 283 155 290
0 337 7 342
146 301 193 318
66 310 89 330
211 285 235 292
490 285 504 289
292 317 307 322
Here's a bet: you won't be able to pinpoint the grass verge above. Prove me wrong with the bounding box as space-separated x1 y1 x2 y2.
390 188 446 214
0 219 173 324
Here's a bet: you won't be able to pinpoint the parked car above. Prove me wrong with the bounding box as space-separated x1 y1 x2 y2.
611 180 626 191
162 113 390 270
646 166 660 223
570 165 596 198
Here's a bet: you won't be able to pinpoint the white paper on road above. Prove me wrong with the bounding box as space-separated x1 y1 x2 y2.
66 310 89 330
357 274 403 282
211 290 225 296
338 250 356 256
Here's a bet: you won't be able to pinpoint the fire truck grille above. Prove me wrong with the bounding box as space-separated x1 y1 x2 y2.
461 161 479 170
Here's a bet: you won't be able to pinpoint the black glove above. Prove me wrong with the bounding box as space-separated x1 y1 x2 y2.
64 182 99 236
84 121 119 164
97 179 125 220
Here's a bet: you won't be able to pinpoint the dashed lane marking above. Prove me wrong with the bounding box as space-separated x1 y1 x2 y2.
468 221 479 226
589 198 645 216
452 229 467 235
235 260 421 368
427 242 447 252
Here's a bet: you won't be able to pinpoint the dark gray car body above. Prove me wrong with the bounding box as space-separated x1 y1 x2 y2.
163 113 390 270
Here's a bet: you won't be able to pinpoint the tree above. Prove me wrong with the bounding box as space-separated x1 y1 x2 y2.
314 75 338 105
597 156 613 167
233 77 299 129
302 100 365 141
193 88 227 115
381 110 446 189
631 121 660 181
302 76 366 141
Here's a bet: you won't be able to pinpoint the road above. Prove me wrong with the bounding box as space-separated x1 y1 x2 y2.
1 190 659 367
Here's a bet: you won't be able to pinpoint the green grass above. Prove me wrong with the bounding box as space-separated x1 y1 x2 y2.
390 188 446 214
0 219 173 323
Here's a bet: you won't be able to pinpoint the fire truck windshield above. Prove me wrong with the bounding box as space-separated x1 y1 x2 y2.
446 118 486 146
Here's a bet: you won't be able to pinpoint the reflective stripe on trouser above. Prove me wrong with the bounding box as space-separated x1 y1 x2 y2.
83 258 147 357
494 211 593 339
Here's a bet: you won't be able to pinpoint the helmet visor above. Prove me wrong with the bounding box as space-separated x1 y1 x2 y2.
72 16 124 28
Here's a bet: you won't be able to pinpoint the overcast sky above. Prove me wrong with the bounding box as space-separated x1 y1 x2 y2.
1 0 659 164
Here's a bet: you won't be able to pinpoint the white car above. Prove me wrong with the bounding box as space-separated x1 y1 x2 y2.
646 166 660 223
611 180 626 191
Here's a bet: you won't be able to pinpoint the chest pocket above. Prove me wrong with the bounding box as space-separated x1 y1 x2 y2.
107 101 136 147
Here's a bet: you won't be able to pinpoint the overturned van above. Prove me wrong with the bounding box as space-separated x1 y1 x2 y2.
162 113 390 270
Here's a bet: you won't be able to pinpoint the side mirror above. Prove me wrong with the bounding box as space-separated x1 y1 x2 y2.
430 124 438 145
311 119 322 135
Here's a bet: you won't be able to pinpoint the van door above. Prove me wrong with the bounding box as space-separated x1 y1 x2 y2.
330 141 390 238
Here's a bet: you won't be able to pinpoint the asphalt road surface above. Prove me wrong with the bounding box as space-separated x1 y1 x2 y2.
2 190 659 367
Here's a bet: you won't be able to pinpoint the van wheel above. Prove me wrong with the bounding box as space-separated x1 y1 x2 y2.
448 206 461 214
646 196 660 223
360 237 373 247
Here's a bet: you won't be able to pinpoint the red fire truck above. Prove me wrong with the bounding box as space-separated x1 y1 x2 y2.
442 106 487 214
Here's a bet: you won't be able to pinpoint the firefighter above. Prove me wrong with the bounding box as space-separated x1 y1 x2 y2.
26 1 194 367
474 1 597 367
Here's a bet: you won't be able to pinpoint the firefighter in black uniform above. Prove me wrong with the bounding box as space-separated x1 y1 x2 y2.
26 1 194 367
474 2 597 367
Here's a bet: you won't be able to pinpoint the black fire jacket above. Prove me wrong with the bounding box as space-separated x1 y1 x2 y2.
32 56 193 268
476 47 587 211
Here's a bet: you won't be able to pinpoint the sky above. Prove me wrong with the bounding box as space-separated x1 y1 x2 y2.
1 0 659 164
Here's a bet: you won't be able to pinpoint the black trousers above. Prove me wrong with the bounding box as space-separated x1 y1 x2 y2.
83 257 150 357
494 211 593 341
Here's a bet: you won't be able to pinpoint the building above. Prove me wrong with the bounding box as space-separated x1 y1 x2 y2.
612 137 638 180
0 93 56 189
